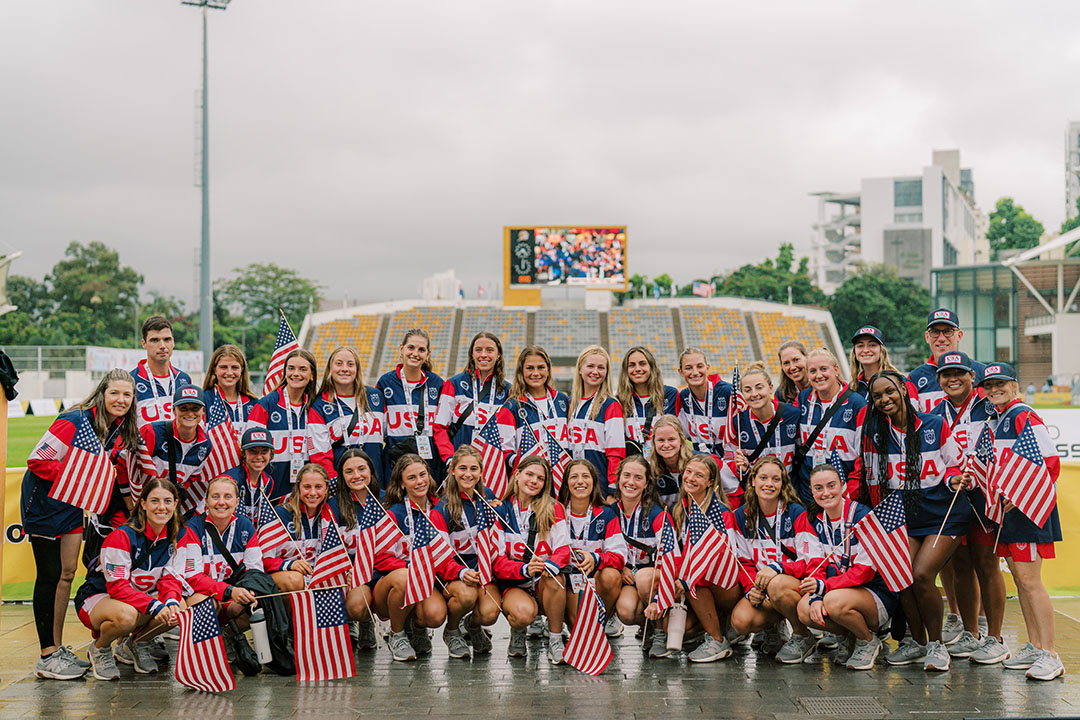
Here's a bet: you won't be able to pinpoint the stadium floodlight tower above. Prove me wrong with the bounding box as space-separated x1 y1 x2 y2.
182 0 231 367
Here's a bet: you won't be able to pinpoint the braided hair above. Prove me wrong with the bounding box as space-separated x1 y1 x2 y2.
857 370 922 516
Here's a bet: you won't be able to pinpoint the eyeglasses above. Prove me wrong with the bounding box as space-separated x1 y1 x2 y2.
927 327 957 338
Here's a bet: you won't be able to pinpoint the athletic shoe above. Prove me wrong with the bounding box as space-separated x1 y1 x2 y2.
970 635 1010 665
775 634 816 664
923 640 950 672
817 631 839 651
847 636 882 671
161 628 180 641
885 637 927 666
405 617 432 656
1026 650 1066 681
389 631 416 662
35 648 87 680
548 634 565 665
688 635 732 663
58 645 92 669
349 621 360 648
145 636 169 662
947 631 980 658
88 644 120 681
833 635 856 666
464 621 492 655
750 632 765 649
682 630 705 649
507 627 527 658
977 616 989 638
115 637 158 675
357 622 378 650
760 625 782 655
1003 642 1042 670
649 630 672 658
941 613 963 645
527 616 548 638
726 625 748 646
443 629 471 659
605 615 624 638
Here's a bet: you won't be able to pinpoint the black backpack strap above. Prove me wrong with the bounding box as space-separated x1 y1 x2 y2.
167 428 178 486
345 407 360 442
525 513 538 561
205 522 243 576
744 403 787 468
794 389 853 466
447 401 474 440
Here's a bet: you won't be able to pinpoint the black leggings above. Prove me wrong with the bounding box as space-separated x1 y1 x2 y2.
30 535 63 651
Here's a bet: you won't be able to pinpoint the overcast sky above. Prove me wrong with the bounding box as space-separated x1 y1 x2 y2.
3 1 1080 307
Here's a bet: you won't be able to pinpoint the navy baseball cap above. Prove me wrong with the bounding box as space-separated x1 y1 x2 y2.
173 384 205 408
241 427 274 450
936 351 973 374
851 325 884 345
927 308 960 329
978 362 1017 385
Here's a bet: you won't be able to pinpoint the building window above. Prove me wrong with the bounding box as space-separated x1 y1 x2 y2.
894 179 923 207
943 239 958 266
894 212 923 224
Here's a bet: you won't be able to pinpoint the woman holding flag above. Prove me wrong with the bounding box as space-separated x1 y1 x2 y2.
508 345 570 469
968 364 1063 680
791 464 899 671
374 455 480 662
616 346 679 455
676 349 736 503
202 344 258 442
23 369 140 680
852 370 967 672
331 448 383 650
568 346 625 498
647 415 693 507
491 456 572 663
265 464 341 591
247 349 335 500
670 454 742 663
434 445 502 654
723 362 801 497
313 346 387 483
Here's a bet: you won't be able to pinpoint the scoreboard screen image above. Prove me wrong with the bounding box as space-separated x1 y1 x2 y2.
507 227 627 289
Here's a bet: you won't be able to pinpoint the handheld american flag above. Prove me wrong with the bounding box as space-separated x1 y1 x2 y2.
472 416 508 500
307 520 352 588
474 497 501 586
967 425 1003 524
517 425 544 463
175 598 235 693
731 366 747 414
853 492 913 592
47 414 116 514
262 312 299 396
653 515 681 611
545 431 572 496
291 587 356 682
678 501 737 597
995 420 1056 527
351 498 402 586
255 494 292 554
203 400 240 480
563 579 614 676
403 509 454 607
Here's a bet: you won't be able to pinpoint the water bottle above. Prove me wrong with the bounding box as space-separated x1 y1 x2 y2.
666 602 687 650
249 609 272 663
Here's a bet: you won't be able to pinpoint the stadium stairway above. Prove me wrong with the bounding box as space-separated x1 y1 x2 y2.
599 312 610 352
744 312 764 367
369 315 391 379
525 311 536 349
670 307 685 361
446 309 464 373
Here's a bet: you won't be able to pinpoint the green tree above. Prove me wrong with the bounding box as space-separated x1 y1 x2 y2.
987 197 1044 260
718 243 825 305
1060 197 1080 242
828 264 930 361
653 273 674 297
48 241 143 344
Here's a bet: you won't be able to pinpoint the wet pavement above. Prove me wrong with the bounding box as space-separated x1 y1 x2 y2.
1 600 1078 719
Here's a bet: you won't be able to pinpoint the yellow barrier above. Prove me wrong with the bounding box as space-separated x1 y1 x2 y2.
4 467 1080 593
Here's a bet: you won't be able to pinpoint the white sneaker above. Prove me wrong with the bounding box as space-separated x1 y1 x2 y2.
604 615 624 638
689 635 732 663
548 634 565 665
1026 650 1066 681
1003 642 1043 670
923 640 951 672
527 616 548 638
970 635 1010 665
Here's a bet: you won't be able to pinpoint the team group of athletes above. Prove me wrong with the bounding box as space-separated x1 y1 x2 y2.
21 306 1065 685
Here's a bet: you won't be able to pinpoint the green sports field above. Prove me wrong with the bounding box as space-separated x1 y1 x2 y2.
6 415 53 467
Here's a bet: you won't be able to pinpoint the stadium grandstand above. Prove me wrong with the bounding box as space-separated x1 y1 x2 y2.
298 297 846 390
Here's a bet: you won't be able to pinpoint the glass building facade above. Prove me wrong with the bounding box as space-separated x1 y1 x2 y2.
932 264 1017 364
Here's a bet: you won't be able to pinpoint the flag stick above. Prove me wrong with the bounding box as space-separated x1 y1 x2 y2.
641 567 659 650
687 495 756 589
806 524 859 580
254 584 348 601
258 487 307 559
932 483 963 548
476 494 566 590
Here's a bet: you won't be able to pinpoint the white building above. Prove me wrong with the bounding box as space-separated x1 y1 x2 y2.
1067 121 1080 221
811 150 988 293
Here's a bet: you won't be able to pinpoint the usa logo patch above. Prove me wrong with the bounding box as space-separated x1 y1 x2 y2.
180 387 199 399
944 354 961 364
986 365 1001 375
933 310 951 320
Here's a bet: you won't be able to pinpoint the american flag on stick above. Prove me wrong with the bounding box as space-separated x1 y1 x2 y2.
291 587 356 683
47 414 116 514
255 494 292 554
853 491 913 592
995 420 1056 527
967 425 1003 524
307 520 352 589
403 509 454 607
262 311 299 395
203 399 240 480
563 579 614 676
351 498 403 586
678 501 737 597
175 598 235 693
472 415 508 500
653 515 681 611
474 497 501 586
545 431 572 496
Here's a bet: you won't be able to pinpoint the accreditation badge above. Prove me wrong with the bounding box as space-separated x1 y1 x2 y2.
415 433 433 460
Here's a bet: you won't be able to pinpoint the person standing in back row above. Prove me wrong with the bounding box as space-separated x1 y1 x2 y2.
908 308 987 414
130 316 192 428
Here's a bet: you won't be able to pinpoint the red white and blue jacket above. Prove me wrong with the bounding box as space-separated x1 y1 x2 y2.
203 388 257 446
311 387 387 486
264 503 337 574
612 501 670 569
375 366 443 482
987 399 1061 544
432 488 498 570
908 355 987 413
721 399 801 496
793 385 866 506
768 500 896 605
434 372 515 463
76 524 186 616
733 502 805 592
677 379 734 457
851 410 962 502
509 389 571 462
246 391 335 498
568 395 626 494
624 386 680 445
492 498 573 582
175 514 261 601
130 360 193 428
135 421 213 516
375 499 467 583
566 505 627 575
220 464 278 525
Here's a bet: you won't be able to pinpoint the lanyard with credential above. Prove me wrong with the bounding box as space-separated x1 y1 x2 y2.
472 376 497 429
286 397 307 483
821 501 853 573
148 366 175 404
403 375 427 436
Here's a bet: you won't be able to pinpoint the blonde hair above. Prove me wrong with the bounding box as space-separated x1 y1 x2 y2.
570 345 614 421
678 346 708 369
507 456 557 536
807 346 846 383
616 346 666 418
204 345 257 400
440 445 487 527
509 345 554 399
284 463 331 526
315 345 371 413
848 341 898 381
671 454 727 534
647 415 693 478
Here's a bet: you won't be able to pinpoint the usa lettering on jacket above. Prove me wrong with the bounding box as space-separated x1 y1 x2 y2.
184 514 264 582
130 362 193 428
624 387 679 443
376 369 443 440
854 410 961 491
134 421 213 513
